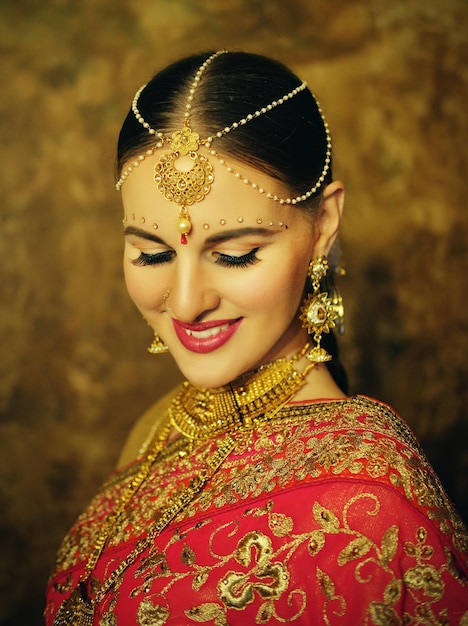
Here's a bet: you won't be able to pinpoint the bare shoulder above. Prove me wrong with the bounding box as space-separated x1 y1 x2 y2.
116 385 182 468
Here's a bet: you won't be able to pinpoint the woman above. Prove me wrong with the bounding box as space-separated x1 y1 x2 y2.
46 51 468 625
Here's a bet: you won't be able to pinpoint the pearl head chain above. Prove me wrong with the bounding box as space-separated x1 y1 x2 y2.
116 51 332 241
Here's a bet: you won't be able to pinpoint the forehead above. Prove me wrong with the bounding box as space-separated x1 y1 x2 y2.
120 150 306 228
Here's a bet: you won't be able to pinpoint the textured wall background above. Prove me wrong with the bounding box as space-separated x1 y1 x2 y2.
0 0 467 623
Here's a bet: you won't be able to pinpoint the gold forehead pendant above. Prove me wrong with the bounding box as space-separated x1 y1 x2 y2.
117 50 331 243
154 124 214 244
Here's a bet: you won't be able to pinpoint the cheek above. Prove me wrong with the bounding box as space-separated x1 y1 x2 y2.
237 260 306 315
123 262 162 313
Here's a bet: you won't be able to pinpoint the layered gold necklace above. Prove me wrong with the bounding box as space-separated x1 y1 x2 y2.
53 348 310 625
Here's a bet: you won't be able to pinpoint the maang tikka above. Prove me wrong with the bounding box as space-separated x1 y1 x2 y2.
300 256 340 363
116 50 332 243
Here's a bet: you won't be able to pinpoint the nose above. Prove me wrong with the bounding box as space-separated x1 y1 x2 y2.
167 258 220 323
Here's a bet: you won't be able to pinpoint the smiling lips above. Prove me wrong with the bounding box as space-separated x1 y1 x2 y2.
172 318 242 353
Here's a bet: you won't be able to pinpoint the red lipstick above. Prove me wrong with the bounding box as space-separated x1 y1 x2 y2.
172 318 242 353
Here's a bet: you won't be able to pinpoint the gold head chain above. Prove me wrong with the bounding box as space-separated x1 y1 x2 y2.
116 50 332 243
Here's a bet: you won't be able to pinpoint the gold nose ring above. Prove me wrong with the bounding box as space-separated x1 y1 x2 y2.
163 288 173 310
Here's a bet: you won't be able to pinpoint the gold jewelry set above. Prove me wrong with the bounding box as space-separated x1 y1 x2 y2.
54 349 310 625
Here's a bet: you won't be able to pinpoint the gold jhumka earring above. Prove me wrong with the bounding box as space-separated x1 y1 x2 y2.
116 50 332 243
300 256 340 363
148 332 169 355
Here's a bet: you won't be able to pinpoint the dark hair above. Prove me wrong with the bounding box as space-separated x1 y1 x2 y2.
117 50 332 215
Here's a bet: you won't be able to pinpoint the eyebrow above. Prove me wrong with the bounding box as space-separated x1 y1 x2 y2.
124 226 165 244
204 227 276 244
124 225 278 245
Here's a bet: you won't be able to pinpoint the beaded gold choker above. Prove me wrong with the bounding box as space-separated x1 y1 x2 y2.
116 50 332 244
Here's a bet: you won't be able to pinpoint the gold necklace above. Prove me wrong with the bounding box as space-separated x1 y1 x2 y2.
53 349 310 625
169 355 306 439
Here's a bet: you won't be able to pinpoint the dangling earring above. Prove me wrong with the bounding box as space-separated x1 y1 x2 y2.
300 256 338 363
148 332 169 355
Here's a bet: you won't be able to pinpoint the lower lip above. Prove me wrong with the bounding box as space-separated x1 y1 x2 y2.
172 319 242 354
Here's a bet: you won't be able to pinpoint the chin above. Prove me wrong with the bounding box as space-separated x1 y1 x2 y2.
175 357 250 390
181 370 235 390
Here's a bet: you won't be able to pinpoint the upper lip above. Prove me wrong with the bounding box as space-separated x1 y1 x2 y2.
172 318 240 332
171 317 243 353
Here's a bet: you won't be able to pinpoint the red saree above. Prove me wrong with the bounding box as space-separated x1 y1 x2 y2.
45 396 468 624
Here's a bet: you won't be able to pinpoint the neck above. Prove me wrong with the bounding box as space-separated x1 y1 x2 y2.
290 361 347 402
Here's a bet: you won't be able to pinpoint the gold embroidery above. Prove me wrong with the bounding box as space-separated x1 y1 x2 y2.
187 492 463 624
212 528 305 623
403 528 444 601
50 397 468 624
137 598 170 625
181 543 197 566
53 573 73 594
404 564 444 599
367 523 460 624
368 602 400 626
55 397 467 575
130 552 171 599
382 578 402 606
313 502 340 533
338 535 373 566
316 568 346 624
218 532 289 608
308 530 326 556
268 512 294 538
99 610 118 626
381 526 399 566
186 603 227 624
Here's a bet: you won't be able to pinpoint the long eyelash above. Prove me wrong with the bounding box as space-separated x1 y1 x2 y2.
215 248 260 269
131 250 174 267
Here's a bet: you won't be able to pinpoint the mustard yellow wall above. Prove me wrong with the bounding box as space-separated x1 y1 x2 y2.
1 0 467 623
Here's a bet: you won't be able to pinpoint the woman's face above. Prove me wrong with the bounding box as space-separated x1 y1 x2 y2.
122 154 322 388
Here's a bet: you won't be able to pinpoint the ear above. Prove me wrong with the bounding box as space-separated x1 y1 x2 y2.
311 181 344 258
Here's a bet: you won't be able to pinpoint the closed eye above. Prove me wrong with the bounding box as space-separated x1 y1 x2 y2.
131 250 175 266
213 247 260 269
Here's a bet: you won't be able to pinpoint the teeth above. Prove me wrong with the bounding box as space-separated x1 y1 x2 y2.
185 323 229 339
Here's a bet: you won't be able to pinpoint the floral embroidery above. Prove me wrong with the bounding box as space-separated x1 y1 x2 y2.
136 598 170 625
218 532 290 607
316 568 346 623
186 525 306 623
47 397 468 625
184 495 467 624
367 524 455 624
52 397 467 577
186 603 227 625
